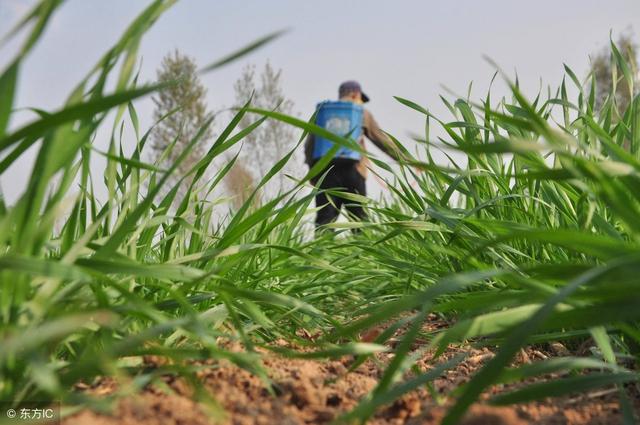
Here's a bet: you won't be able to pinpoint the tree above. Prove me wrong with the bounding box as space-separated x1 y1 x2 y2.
229 61 301 201
150 50 213 202
224 159 258 210
590 32 639 113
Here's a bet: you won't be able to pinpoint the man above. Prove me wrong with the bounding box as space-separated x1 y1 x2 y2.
304 80 405 229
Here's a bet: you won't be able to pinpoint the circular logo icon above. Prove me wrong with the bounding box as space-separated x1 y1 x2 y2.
6 409 16 418
325 117 350 136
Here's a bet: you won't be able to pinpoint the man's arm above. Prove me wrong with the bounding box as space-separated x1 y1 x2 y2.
362 110 405 162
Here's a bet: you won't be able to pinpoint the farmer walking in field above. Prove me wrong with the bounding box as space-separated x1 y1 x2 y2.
305 80 406 229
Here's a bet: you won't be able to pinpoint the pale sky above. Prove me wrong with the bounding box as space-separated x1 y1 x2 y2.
1 0 639 203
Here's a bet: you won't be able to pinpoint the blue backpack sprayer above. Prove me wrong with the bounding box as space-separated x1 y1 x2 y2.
312 101 364 161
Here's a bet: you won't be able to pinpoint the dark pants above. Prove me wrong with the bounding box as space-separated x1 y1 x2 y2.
313 159 367 227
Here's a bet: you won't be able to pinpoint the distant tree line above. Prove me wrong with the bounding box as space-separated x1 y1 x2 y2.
149 51 299 211
590 32 638 114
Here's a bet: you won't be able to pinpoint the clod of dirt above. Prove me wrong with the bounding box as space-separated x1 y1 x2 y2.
549 342 570 357
460 405 527 425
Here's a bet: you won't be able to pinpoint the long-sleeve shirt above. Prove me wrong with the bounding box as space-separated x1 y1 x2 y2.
304 108 403 178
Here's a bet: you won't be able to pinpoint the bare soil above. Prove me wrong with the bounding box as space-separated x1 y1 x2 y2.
63 315 639 425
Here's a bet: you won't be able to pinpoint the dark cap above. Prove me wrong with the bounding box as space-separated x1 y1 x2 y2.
338 80 370 103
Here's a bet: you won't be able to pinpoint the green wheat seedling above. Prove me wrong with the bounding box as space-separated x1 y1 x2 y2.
0 1 639 424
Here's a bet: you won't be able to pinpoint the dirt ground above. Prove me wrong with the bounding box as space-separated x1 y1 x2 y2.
64 315 639 425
